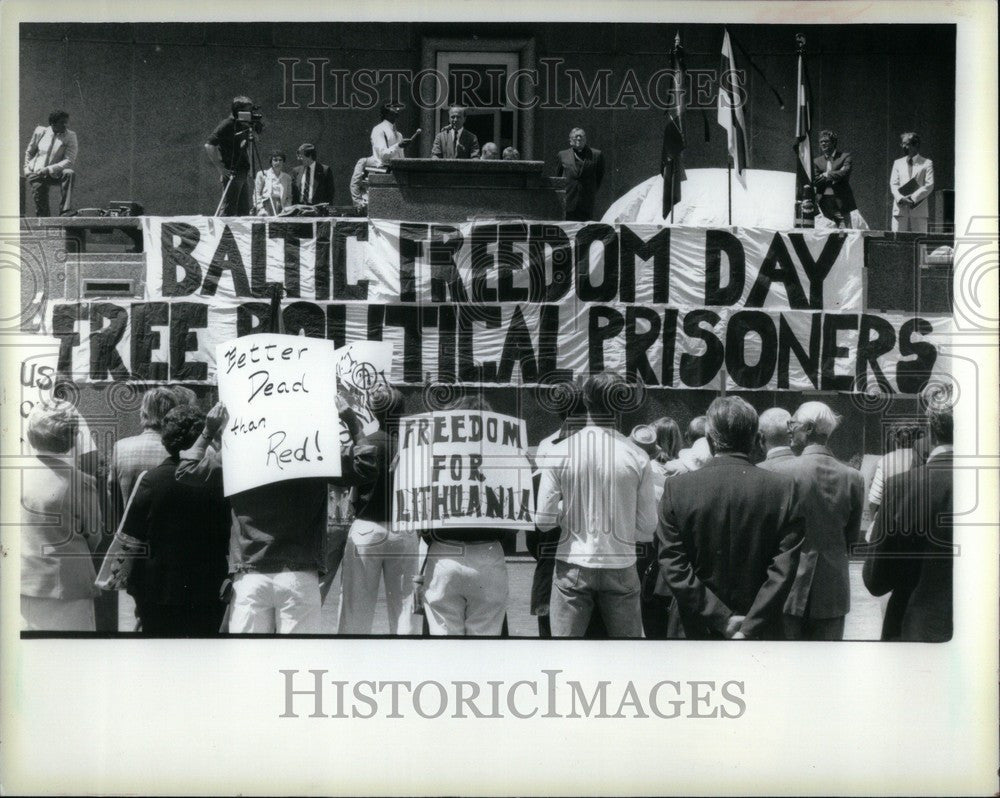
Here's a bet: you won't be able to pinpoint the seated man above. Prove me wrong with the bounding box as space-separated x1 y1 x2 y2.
349 155 379 209
502 146 520 161
480 142 499 160
23 109 77 217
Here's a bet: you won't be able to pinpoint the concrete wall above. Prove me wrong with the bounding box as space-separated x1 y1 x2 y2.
21 22 954 226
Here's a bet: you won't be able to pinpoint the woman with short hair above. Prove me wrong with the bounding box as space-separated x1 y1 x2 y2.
253 149 293 215
123 406 230 634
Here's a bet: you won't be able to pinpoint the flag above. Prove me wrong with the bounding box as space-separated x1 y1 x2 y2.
717 28 748 187
793 47 812 195
661 32 687 219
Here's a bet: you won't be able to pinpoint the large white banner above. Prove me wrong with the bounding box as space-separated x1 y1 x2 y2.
40 218 949 394
143 217 866 310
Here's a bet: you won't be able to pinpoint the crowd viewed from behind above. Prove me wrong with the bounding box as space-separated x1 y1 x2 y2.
20 375 953 643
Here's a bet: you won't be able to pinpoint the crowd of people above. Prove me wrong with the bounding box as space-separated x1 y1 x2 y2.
22 96 934 230
20 374 953 643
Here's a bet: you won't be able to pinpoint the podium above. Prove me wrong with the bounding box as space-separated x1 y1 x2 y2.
367 158 566 222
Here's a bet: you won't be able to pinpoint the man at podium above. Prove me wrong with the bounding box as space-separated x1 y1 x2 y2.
430 106 480 160
890 132 935 232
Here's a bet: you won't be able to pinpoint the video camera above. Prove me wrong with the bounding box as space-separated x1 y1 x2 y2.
236 105 264 125
233 100 265 135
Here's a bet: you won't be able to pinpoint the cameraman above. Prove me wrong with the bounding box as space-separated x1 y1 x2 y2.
205 95 261 216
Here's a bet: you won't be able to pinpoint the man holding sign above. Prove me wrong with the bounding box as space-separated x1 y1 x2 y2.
394 396 534 636
177 334 362 634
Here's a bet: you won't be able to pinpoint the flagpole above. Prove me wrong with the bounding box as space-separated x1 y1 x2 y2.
727 156 733 226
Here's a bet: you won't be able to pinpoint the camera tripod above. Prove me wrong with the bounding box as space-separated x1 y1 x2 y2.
214 115 265 217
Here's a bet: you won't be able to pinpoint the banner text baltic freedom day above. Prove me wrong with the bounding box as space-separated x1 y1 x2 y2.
46 218 947 393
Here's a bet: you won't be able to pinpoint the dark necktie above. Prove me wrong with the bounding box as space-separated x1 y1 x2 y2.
907 157 913 178
304 166 312 203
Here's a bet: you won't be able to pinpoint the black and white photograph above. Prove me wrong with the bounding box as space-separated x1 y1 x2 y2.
0 0 996 794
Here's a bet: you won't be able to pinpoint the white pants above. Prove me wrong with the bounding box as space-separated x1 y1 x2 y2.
21 595 95 631
228 570 321 634
423 540 508 636
338 519 421 635
892 213 928 233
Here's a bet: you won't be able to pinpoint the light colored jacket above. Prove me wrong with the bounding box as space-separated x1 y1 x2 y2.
21 455 101 599
24 125 78 176
254 169 293 215
890 153 934 218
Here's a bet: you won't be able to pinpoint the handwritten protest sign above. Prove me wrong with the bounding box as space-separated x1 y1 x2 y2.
333 340 393 442
392 410 535 534
216 333 340 496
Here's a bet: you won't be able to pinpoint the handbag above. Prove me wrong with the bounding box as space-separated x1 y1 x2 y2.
94 471 149 591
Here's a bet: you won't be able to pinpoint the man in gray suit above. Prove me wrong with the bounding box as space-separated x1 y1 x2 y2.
430 106 480 160
757 407 794 465
761 402 864 640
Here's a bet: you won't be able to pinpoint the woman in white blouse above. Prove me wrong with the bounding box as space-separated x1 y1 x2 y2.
254 150 293 215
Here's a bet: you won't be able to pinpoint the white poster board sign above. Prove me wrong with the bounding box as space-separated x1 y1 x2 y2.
333 340 394 441
392 410 535 534
216 333 341 496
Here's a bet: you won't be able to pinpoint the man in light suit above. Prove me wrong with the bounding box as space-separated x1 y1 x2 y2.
23 109 78 217
760 402 864 640
657 397 804 640
890 132 935 232
556 128 605 221
430 106 480 160
863 403 953 642
292 143 335 206
812 129 857 229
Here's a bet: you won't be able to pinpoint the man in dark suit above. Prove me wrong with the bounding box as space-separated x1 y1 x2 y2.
812 129 856 228
430 106 480 160
761 402 864 640
292 143 335 205
863 404 953 642
657 397 804 640
122 406 230 635
556 128 605 222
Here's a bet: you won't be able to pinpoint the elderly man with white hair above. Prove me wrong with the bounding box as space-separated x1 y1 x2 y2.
21 400 102 630
756 407 794 465
765 401 865 640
